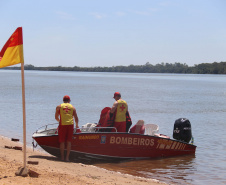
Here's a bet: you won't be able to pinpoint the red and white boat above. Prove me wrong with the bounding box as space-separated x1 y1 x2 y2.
32 117 196 162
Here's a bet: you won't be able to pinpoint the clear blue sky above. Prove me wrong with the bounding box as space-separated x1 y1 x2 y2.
1 0 226 67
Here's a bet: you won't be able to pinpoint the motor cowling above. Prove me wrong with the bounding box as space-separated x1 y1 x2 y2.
173 118 192 143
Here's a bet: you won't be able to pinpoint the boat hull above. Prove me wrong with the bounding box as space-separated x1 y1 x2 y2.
33 132 196 162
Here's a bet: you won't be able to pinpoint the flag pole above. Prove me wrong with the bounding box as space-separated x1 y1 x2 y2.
0 27 29 176
21 62 27 168
15 61 29 176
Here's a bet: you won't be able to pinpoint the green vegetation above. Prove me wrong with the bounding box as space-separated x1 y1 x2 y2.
4 61 226 74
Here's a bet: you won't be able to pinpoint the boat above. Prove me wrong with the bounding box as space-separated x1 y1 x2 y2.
32 116 196 162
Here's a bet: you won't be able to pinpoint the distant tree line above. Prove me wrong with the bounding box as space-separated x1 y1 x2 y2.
3 61 226 74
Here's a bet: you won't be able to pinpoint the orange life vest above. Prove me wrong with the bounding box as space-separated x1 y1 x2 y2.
115 99 127 122
60 103 74 125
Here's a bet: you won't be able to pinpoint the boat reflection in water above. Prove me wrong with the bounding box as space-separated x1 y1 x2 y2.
94 155 196 185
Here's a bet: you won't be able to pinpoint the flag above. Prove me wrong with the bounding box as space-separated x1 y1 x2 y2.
0 27 28 171
0 27 24 68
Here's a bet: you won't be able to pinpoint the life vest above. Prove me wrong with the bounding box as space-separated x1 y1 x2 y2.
115 99 127 122
60 103 74 125
97 107 111 127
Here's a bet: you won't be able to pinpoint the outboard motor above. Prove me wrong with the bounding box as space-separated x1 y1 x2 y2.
173 118 192 143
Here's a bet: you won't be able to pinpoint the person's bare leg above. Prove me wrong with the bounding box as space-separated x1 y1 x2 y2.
65 142 71 161
60 142 65 161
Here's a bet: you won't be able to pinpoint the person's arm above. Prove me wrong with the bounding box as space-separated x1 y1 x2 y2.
73 107 79 128
110 101 118 113
55 105 61 122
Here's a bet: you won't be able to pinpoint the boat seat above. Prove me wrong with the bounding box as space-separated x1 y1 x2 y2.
144 124 159 136
129 120 145 134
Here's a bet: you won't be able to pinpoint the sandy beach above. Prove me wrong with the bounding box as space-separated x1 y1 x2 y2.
0 135 166 185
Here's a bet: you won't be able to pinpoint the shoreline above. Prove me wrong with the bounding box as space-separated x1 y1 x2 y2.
0 135 167 185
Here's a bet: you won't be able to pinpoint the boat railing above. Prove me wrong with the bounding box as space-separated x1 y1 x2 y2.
91 127 117 133
75 127 117 133
35 123 118 135
35 123 59 134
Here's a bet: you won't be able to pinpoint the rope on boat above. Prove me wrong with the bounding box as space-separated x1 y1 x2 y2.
32 139 38 151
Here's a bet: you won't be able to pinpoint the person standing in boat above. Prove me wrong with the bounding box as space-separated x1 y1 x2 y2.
55 95 79 162
110 92 128 132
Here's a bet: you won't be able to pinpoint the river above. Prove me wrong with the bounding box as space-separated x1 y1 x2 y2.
0 70 225 185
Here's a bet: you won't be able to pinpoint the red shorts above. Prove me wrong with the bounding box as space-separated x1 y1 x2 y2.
114 121 126 132
58 124 74 143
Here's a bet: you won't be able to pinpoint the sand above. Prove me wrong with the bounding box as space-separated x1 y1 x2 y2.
0 135 166 185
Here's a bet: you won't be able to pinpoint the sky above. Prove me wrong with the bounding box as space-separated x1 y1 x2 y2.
1 0 226 67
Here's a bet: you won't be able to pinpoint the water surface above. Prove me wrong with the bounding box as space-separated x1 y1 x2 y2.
0 70 225 185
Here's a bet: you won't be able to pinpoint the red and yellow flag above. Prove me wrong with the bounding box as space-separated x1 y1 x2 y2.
0 27 24 68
